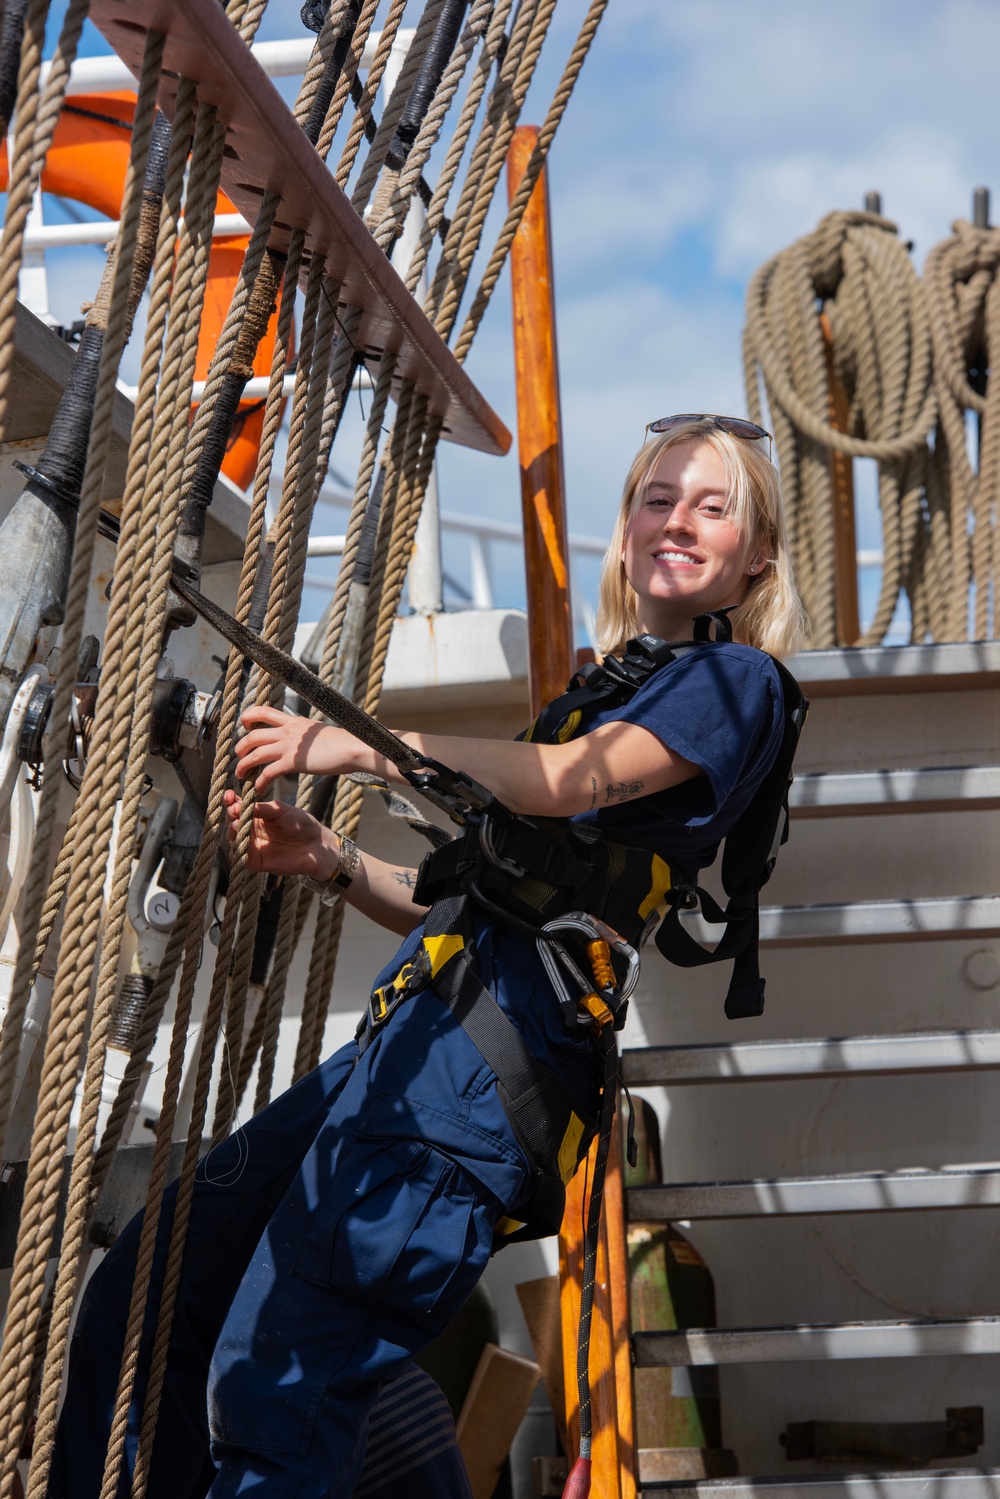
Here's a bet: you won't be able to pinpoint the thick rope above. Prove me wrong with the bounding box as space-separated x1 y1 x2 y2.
23 96 225 1499
0 0 88 441
0 77 201 1494
743 210 937 646
350 0 448 215
426 0 547 332
369 0 495 253
924 217 1000 639
334 0 407 187
453 0 609 358
403 0 517 293
0 31 167 1162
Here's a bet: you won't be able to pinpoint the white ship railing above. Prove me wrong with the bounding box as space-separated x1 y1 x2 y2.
302 497 884 647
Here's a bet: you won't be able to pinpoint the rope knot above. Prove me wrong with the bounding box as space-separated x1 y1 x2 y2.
807 208 900 296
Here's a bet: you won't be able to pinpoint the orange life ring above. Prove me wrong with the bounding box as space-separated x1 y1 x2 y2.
0 91 290 490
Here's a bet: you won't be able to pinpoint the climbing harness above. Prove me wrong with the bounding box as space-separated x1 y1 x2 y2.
177 575 807 1499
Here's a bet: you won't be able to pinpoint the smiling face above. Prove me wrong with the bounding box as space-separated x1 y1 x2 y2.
622 439 762 639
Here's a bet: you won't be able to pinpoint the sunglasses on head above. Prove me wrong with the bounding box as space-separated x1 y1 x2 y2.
646 413 773 458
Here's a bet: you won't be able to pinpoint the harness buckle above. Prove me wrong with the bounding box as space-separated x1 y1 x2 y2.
367 955 429 1034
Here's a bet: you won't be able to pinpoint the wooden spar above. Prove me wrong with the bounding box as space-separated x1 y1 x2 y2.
559 1119 638 1498
507 126 573 714
603 1113 638 1497
507 125 636 1497
820 311 861 645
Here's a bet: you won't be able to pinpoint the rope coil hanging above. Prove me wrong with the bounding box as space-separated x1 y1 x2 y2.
744 209 937 647
924 213 1000 641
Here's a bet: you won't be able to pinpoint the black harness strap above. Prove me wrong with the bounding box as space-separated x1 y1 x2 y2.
419 894 598 1242
654 655 808 1018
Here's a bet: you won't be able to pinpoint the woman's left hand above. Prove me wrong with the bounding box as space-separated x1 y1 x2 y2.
235 706 367 795
223 789 338 878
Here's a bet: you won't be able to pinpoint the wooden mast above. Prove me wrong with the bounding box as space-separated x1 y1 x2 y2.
507 125 573 711
507 126 637 1498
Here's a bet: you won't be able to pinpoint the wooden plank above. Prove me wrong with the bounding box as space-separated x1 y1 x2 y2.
560 1152 588 1465
455 1342 540 1499
88 0 511 456
507 126 573 712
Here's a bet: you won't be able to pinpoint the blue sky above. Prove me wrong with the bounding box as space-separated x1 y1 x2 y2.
28 1 1000 632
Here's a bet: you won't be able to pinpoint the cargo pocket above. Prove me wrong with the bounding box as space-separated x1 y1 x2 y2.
293 1134 491 1329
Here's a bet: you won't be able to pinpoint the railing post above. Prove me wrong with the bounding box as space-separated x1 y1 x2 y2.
507 125 573 714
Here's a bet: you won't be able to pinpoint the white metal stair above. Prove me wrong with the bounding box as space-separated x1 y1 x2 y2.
624 745 1000 1496
638 1473 1000 1496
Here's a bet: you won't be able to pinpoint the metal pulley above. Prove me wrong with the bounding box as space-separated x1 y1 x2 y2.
148 671 221 763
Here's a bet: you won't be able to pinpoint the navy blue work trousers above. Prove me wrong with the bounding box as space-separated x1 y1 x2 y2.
52 923 597 1499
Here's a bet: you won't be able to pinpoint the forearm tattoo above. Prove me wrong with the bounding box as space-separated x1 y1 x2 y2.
392 868 419 888
604 778 644 804
589 775 598 811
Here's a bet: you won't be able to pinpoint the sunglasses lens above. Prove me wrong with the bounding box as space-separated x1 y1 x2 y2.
647 414 704 434
716 418 769 442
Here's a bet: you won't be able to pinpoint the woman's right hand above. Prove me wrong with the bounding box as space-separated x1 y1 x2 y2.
223 790 338 880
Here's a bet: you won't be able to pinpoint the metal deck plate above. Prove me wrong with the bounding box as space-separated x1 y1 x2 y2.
634 1317 1000 1366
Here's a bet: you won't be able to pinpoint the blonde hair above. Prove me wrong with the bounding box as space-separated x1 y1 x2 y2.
595 420 807 660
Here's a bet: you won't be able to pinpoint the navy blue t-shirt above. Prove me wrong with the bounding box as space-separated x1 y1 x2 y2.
570 642 785 881
374 641 787 1118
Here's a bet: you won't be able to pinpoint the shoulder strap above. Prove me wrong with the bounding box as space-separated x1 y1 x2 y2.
524 615 733 747
654 657 808 1020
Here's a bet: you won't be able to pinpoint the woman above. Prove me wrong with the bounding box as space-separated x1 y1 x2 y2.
52 417 805 1499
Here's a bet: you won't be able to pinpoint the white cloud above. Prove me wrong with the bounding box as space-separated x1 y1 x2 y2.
716 128 972 275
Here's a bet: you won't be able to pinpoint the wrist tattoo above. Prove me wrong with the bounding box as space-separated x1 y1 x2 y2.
392 868 419 888
589 775 598 811
604 778 644 804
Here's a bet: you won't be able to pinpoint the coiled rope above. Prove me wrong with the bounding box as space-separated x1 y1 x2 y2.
924 215 1000 640
743 209 937 646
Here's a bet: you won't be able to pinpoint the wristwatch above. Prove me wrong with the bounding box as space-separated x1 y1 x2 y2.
300 833 361 906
